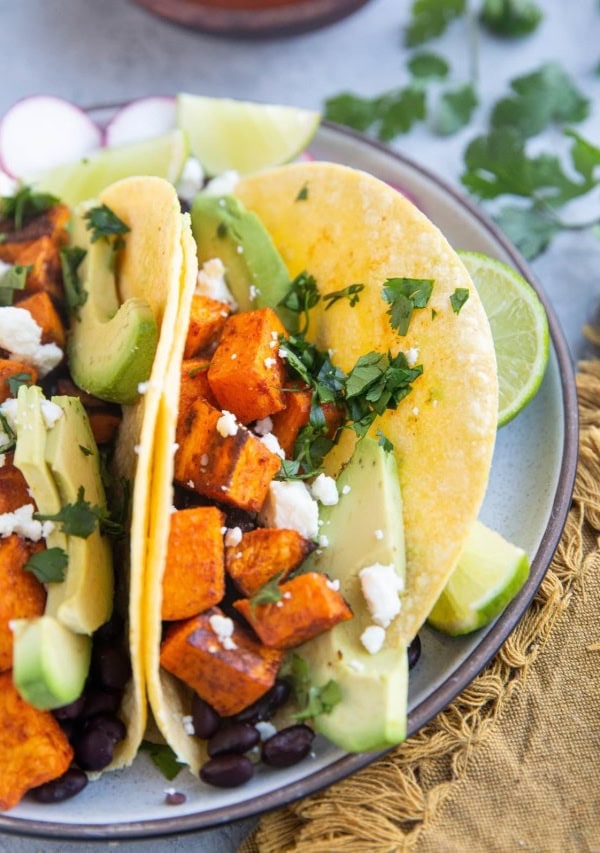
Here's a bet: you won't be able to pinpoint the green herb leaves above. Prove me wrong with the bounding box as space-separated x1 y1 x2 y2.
0 263 29 306
284 654 342 721
480 0 542 38
24 547 68 583
405 0 466 47
0 186 59 230
84 204 130 245
250 572 284 610
140 741 182 781
450 287 470 314
279 272 364 334
382 277 434 335
33 486 124 540
6 371 33 397
60 246 87 314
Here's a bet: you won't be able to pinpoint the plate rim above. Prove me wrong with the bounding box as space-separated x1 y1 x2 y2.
0 119 579 841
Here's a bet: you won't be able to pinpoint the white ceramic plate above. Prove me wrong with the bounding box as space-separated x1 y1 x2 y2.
0 120 578 840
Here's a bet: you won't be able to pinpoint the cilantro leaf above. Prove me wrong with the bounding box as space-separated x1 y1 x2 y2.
405 0 466 47
250 572 285 611
345 351 423 436
435 83 478 136
450 288 470 314
140 741 182 781
60 246 87 314
377 429 394 453
6 372 33 398
0 263 30 306
32 486 124 539
24 547 68 584
290 401 336 477
382 277 434 335
480 0 542 38
296 183 309 201
408 51 450 80
279 271 320 335
84 204 130 244
324 92 381 132
491 63 589 138
494 204 561 260
377 86 427 141
0 186 59 230
280 335 345 405
0 412 16 452
322 283 364 310
293 680 342 721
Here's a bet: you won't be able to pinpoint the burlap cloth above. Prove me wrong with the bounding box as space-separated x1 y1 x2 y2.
240 361 600 853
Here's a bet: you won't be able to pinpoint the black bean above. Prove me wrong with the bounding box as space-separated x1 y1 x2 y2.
191 694 221 740
207 722 259 757
408 634 421 670
82 689 121 718
84 713 126 744
73 727 116 771
200 754 254 788
231 680 291 724
93 645 131 690
165 790 187 805
53 695 86 721
261 724 314 768
222 506 256 533
94 611 124 645
31 768 88 804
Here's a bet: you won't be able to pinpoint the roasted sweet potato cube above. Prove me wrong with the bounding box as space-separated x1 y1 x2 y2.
0 537 46 673
0 359 38 405
175 396 281 512
160 607 284 716
179 358 217 412
0 455 35 514
16 291 65 348
162 506 226 620
271 386 313 457
234 572 352 650
0 205 70 263
88 409 122 445
226 528 316 596
207 307 288 423
321 400 345 441
184 294 230 358
0 671 73 810
11 236 65 302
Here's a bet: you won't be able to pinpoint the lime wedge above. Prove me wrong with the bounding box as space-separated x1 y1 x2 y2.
176 94 320 176
459 251 550 427
427 521 530 636
33 130 188 206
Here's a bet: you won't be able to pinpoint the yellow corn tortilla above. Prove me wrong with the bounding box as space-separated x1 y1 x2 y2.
235 162 498 645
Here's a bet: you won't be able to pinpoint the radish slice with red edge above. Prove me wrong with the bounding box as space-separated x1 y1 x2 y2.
104 97 177 148
0 95 102 179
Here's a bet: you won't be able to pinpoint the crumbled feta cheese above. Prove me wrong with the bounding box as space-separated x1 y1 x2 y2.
0 260 12 277
200 453 209 466
0 504 51 542
341 485 352 495
318 534 329 548
137 381 149 395
196 258 237 309
231 353 238 360
182 715 195 736
349 659 365 672
176 156 205 203
263 357 277 369
406 347 419 367
172 442 179 454
41 400 64 429
208 614 237 650
360 625 386 655
283 591 292 600
278 347 288 359
310 473 339 506
203 170 239 197
325 578 340 591
216 410 238 437
359 562 404 628
0 399 18 433
187 480 195 489
374 529 384 540
224 526 243 547
412 407 419 417
134 444 141 455
260 432 285 459
249 284 260 301
253 416 273 436
255 721 277 741
259 480 319 539
0 307 63 376
236 245 244 255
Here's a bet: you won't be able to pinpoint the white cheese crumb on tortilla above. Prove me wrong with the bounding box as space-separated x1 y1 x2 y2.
360 625 386 655
359 563 403 628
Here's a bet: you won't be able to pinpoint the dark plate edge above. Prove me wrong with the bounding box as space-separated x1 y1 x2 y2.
0 119 579 841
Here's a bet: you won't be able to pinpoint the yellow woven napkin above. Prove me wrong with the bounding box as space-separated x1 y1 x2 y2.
241 362 600 853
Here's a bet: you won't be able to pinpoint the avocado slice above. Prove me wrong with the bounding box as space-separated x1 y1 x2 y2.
12 616 91 710
67 224 158 405
191 194 296 329
296 437 408 752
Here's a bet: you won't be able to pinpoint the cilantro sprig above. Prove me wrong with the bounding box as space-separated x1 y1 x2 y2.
0 263 30 307
382 277 434 335
0 186 59 230
60 246 88 314
24 547 68 584
84 204 130 246
33 486 125 540
140 741 182 781
249 572 285 611
283 654 342 722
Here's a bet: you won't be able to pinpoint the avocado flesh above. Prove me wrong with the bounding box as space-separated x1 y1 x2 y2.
43 395 114 635
297 437 408 752
67 231 158 405
12 616 91 710
191 194 296 330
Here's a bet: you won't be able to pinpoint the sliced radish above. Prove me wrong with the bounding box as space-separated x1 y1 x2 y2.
0 95 102 179
104 97 177 148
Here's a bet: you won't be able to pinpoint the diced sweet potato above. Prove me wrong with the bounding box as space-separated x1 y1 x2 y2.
11 236 65 302
184 294 230 358
0 537 46 672
175 396 281 512
207 307 288 423
0 455 34 514
271 385 313 457
321 400 346 441
162 506 226 620
179 358 217 413
16 291 65 348
88 409 122 445
0 671 73 810
160 607 284 716
0 359 38 405
0 205 70 263
226 528 316 596
234 572 352 650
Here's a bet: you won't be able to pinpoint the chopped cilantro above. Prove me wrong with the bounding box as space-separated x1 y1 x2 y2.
216 222 228 238
377 86 427 141
435 83 478 136
293 679 342 721
79 445 93 457
377 429 394 453
250 571 285 611
404 0 466 47
0 263 30 306
296 183 309 201
324 92 381 132
382 277 434 335
480 0 542 38
24 547 68 584
279 271 320 335
279 334 345 405
60 246 87 314
140 741 182 781
408 51 450 80
322 283 365 310
0 412 16 452
33 485 124 539
0 186 59 230
6 372 33 397
450 288 470 314
494 205 560 260
84 204 130 244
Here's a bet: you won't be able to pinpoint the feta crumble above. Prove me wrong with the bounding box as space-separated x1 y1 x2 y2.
253 416 273 436
341 485 352 495
208 614 237 651
0 307 63 376
249 284 260 301
359 562 404 628
256 721 277 741
374 529 384 540
260 432 285 459
181 715 195 736
349 659 365 672
216 410 238 437
0 504 54 542
137 381 150 395
259 480 319 540
310 473 339 506
360 625 386 655
325 578 340 591
196 258 238 310
224 526 243 547
176 156 205 203
41 400 64 429
202 170 239 197
263 357 277 369
318 534 329 548
406 347 420 367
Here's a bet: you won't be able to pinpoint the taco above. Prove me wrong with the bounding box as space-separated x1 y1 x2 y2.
0 176 196 809
141 161 498 775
